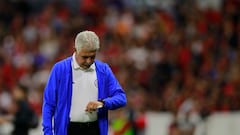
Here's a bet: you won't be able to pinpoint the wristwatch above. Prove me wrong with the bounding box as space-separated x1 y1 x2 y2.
98 99 105 108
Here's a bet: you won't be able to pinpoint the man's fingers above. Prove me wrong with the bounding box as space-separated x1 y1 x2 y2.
85 101 103 112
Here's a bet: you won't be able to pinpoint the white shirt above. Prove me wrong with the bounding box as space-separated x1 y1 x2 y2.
70 53 98 122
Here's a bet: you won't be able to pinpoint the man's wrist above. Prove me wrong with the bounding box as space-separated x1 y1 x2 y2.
98 99 105 108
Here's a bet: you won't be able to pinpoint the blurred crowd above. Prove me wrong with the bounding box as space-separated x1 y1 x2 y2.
0 0 239 135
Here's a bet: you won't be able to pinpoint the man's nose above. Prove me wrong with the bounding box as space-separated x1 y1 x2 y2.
86 58 93 63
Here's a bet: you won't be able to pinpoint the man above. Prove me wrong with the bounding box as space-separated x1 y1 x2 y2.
42 30 127 135
12 84 39 135
0 84 38 135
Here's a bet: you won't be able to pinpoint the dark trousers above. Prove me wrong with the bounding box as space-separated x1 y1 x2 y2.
68 121 100 135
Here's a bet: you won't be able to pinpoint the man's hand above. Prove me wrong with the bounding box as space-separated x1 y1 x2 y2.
85 101 104 112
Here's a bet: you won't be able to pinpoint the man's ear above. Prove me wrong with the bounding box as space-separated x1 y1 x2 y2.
73 47 78 53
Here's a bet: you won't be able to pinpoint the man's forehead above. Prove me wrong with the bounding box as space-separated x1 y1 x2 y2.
78 50 96 56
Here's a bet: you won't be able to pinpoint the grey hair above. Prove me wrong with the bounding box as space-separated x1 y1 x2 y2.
75 30 100 52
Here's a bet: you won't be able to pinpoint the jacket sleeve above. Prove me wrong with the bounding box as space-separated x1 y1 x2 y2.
42 64 59 135
103 64 127 110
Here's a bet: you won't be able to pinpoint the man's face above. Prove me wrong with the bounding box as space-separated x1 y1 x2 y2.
75 49 97 69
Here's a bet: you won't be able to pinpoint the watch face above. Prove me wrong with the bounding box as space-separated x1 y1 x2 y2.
97 104 103 108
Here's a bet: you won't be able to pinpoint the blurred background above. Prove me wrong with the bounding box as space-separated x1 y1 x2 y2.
0 0 239 135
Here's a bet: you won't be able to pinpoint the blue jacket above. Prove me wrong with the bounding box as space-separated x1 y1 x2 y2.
42 57 127 135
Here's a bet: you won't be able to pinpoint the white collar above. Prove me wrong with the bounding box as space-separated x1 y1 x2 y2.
72 53 95 71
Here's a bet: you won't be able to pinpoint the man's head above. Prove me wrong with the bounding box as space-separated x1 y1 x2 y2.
74 31 100 69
